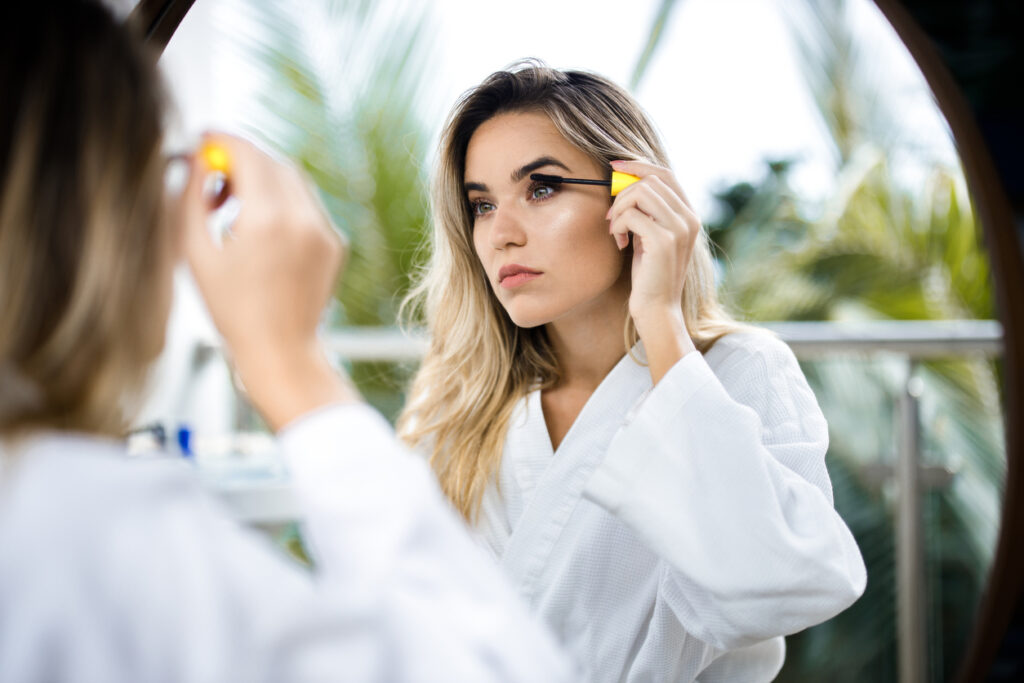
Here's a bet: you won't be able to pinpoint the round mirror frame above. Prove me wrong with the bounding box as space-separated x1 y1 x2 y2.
131 0 1023 678
871 2 1024 679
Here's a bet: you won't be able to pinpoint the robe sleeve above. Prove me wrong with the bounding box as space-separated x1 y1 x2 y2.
0 405 573 682
583 333 867 651
277 403 575 680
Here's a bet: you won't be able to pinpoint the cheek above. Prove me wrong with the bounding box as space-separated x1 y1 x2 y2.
554 207 623 279
584 225 622 272
472 230 493 279
472 228 486 264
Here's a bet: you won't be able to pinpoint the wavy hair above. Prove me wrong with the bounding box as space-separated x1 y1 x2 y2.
0 1 169 438
399 62 745 521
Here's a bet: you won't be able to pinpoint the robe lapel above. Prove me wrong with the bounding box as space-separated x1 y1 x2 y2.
507 391 554 499
500 347 653 603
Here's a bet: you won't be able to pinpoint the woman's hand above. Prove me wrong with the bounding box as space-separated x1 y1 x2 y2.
606 159 699 381
182 133 357 430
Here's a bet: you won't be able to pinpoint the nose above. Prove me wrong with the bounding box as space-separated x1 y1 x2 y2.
488 205 527 251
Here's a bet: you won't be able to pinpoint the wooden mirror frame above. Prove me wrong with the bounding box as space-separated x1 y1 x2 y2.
870 3 1023 679
128 0 194 51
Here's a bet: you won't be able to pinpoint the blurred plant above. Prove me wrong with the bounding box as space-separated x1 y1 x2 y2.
240 0 436 419
729 163 1005 682
635 0 1004 680
630 0 684 90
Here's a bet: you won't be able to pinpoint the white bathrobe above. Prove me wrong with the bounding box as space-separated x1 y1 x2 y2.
476 331 867 682
0 405 572 682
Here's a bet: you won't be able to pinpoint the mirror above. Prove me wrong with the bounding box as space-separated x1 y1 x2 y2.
149 0 1011 679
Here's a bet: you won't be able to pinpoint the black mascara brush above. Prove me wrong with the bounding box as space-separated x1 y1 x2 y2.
530 171 640 196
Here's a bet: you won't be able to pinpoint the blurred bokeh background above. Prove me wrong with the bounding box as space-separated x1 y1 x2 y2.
149 0 1005 679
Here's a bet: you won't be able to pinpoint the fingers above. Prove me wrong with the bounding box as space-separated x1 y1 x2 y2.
607 164 698 227
200 133 276 208
209 132 342 286
607 184 694 250
608 189 671 250
607 177 676 226
609 207 659 251
182 132 329 250
180 132 343 358
610 159 695 212
226 138 335 254
603 158 703 256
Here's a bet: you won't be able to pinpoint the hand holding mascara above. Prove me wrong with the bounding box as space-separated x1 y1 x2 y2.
601 158 702 344
184 135 349 429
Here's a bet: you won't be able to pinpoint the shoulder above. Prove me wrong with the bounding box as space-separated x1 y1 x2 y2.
703 328 800 379
0 434 213 664
2 433 196 533
0 433 205 590
699 329 826 440
0 434 311 681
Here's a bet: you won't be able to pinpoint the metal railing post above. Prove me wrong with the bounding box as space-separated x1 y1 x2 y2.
897 363 928 682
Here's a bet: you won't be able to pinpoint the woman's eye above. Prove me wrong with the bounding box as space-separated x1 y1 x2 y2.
530 184 555 200
471 200 495 217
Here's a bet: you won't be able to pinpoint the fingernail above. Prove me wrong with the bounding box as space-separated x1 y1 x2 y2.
610 160 625 168
605 207 612 220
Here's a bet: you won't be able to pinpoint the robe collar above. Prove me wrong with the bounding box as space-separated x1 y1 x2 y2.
499 343 654 600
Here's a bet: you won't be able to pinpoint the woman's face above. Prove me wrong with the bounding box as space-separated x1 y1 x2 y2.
465 110 628 329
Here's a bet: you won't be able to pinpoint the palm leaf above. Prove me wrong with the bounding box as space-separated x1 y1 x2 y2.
241 0 436 419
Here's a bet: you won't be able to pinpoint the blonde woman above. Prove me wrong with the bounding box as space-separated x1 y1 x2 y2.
0 4 572 681
400 63 867 682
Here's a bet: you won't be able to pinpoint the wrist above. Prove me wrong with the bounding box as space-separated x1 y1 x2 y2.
631 303 685 336
231 338 359 432
631 306 696 384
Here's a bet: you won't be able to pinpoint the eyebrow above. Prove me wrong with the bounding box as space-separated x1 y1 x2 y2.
464 156 572 193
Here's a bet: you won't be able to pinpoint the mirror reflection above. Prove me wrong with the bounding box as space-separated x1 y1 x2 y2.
153 0 1005 680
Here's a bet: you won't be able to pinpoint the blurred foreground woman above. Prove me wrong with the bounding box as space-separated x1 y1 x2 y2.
0 2 571 681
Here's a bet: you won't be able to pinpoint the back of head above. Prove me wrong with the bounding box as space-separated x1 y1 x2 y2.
0 1 168 438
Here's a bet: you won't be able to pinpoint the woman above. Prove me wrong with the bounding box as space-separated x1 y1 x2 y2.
399 62 867 681
0 3 571 681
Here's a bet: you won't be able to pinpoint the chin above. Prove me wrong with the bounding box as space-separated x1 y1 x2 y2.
503 302 557 329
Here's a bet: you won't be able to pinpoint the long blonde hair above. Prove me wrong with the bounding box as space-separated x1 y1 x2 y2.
0 1 169 438
399 62 744 521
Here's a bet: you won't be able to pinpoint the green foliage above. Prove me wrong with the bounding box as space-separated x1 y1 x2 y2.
630 0 684 90
246 0 435 419
697 0 1006 677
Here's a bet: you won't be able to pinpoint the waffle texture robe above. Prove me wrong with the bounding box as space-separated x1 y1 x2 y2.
0 404 573 682
476 331 867 682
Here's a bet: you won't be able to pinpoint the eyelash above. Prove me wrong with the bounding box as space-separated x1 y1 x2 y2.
468 181 558 219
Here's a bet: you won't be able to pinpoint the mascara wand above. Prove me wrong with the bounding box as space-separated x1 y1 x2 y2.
530 171 640 197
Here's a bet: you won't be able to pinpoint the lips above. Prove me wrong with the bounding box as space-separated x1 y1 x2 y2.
498 263 543 289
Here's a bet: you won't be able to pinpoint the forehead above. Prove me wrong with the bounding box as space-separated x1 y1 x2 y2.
464 111 594 183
